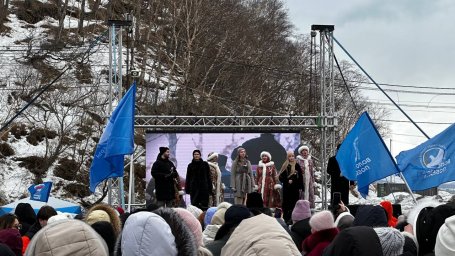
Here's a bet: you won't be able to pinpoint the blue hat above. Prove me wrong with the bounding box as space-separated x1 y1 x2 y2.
204 207 218 226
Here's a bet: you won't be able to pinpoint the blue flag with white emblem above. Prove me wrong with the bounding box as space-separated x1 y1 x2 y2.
396 122 455 190
89 83 136 192
28 181 52 202
336 112 400 197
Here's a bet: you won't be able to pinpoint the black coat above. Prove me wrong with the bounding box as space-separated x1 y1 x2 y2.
279 163 303 223
290 218 312 251
322 226 384 256
327 156 351 205
151 156 178 201
185 160 212 208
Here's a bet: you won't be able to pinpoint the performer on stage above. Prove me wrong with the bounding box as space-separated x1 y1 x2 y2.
256 151 281 208
207 152 225 206
151 147 182 207
327 144 353 206
230 148 255 205
279 151 303 224
296 145 315 208
185 150 212 210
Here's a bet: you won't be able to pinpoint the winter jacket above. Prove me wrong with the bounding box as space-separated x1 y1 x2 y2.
0 244 15 256
120 211 178 256
322 226 383 256
206 233 231 256
353 205 388 227
302 227 339 256
186 160 212 209
290 218 312 251
203 224 221 245
0 228 22 256
221 214 300 256
25 219 108 256
151 156 179 201
84 203 122 238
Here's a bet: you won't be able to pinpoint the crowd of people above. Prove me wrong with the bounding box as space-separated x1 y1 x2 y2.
1 146 454 255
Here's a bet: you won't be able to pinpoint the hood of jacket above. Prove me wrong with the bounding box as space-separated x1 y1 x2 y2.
25 219 108 256
0 228 22 256
221 214 300 256
84 203 122 238
353 205 388 228
322 226 383 256
121 211 178 256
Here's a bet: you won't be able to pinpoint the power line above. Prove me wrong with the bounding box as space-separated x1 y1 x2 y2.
356 85 455 96
374 119 452 125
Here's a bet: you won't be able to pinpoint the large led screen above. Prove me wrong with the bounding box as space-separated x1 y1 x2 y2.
145 132 301 188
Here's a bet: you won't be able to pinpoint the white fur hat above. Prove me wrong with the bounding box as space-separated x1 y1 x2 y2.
260 151 272 161
435 215 455 256
298 145 310 154
207 152 219 161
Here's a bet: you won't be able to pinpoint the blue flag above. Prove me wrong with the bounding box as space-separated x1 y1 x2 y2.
89 83 136 192
336 112 400 197
396 123 455 190
28 182 52 202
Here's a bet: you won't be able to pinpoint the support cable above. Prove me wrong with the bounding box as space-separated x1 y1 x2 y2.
333 37 430 139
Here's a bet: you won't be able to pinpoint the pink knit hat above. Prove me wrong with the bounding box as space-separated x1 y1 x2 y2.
309 210 335 232
292 200 311 222
173 208 203 246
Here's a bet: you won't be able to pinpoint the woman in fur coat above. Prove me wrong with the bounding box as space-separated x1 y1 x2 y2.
256 151 281 208
296 145 315 208
207 152 225 206
279 151 304 224
230 148 255 205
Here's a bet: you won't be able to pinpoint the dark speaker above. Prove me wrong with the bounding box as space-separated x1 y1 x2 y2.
347 204 402 218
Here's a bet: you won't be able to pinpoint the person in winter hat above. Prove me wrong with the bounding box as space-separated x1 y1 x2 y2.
25 219 108 256
204 207 218 227
380 200 398 227
245 192 264 209
221 213 301 256
91 221 116 256
0 228 22 256
353 205 388 227
230 147 255 205
22 205 57 253
255 151 281 208
373 227 405 256
207 152 225 206
203 202 232 245
206 205 252 256
186 149 212 210
322 226 384 256
14 203 36 236
302 210 339 256
290 200 312 251
407 199 455 256
119 211 178 256
334 211 355 231
296 145 315 208
173 208 203 247
85 203 122 238
151 147 182 207
435 214 455 256
187 204 203 220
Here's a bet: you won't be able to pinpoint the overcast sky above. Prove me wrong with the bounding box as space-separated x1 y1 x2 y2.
284 0 455 156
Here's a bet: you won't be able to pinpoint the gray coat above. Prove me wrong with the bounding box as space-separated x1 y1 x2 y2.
230 159 255 198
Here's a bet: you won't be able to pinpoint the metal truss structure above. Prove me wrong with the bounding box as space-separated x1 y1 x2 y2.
126 25 337 210
107 19 132 208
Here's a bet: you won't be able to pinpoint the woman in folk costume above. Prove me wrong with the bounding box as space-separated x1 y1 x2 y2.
230 147 256 205
297 145 316 208
256 151 282 208
207 152 225 206
279 151 304 224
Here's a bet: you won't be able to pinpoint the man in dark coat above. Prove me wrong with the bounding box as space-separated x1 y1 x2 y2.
151 147 179 207
327 144 354 206
322 226 383 256
185 149 212 210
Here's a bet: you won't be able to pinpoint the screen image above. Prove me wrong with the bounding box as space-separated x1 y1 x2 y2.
145 132 301 188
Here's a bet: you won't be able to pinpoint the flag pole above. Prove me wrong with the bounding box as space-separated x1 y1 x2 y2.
128 153 134 213
399 173 417 204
